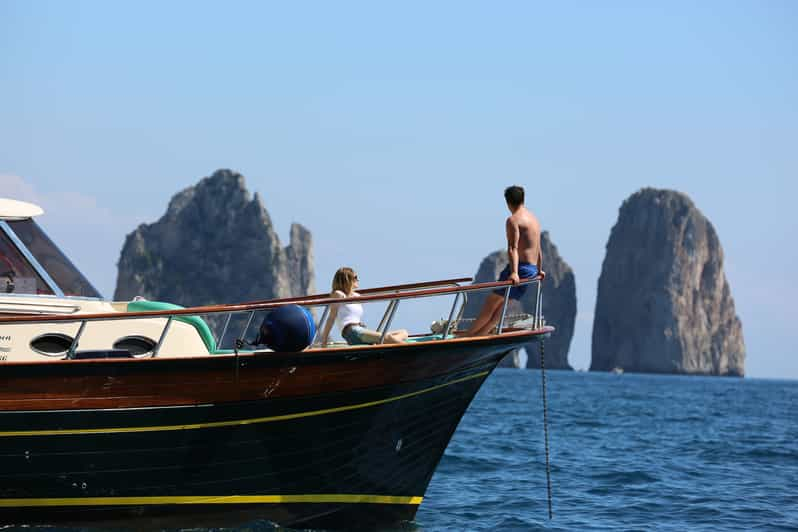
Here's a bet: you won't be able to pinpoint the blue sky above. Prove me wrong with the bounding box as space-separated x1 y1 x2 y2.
1 1 796 377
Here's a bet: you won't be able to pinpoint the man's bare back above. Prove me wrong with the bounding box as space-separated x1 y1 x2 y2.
506 205 541 274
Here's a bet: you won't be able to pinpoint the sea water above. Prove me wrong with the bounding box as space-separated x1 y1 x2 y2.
416 369 798 531
8 370 797 531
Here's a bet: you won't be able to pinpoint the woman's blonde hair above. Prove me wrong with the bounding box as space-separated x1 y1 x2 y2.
331 267 357 295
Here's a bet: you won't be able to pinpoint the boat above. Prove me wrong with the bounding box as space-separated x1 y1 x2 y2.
0 198 554 529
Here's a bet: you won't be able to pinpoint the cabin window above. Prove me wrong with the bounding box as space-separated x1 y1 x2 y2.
30 333 74 356
113 335 156 356
0 227 55 295
7 220 101 299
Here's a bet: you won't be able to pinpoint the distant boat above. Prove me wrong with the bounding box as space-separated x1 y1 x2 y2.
612 367 624 375
0 198 554 529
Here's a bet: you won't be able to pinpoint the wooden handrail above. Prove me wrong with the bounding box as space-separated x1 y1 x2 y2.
242 277 473 305
0 275 543 324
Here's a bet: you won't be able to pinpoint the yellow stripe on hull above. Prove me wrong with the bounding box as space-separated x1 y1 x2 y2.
0 494 424 507
0 371 489 437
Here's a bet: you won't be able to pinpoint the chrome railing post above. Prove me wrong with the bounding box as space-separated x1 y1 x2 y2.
313 305 330 345
535 279 543 329
456 292 468 325
496 286 512 334
66 320 87 359
379 300 400 344
151 316 174 357
240 311 255 342
377 300 395 333
441 293 460 338
217 313 232 348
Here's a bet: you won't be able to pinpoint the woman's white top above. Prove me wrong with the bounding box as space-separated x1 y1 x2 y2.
334 291 364 331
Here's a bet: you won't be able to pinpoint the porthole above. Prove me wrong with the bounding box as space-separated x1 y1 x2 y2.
30 333 74 356
112 335 156 356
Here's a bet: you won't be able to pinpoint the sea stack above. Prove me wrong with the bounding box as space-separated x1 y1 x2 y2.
464 231 575 369
591 188 745 376
114 169 314 308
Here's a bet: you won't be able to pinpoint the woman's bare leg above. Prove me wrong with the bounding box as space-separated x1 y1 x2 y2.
385 329 409 343
359 328 408 344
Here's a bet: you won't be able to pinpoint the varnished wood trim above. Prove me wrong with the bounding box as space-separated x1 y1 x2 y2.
0 370 490 436
245 277 474 305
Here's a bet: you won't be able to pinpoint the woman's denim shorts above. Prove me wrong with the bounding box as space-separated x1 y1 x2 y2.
342 323 370 345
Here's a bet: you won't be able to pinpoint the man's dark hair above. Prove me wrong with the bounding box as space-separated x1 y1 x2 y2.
504 185 524 206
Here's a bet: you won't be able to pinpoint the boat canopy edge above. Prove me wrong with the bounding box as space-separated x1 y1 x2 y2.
0 198 44 220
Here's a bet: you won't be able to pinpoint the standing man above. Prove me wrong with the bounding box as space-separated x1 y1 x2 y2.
464 185 542 336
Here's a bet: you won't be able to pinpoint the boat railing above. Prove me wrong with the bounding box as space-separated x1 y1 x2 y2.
0 274 545 357
221 277 473 348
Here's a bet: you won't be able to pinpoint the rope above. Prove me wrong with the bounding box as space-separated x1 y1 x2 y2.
540 335 553 519
457 313 532 325
433 313 533 334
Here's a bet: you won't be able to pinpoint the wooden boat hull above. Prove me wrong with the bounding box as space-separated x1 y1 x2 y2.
0 332 539 529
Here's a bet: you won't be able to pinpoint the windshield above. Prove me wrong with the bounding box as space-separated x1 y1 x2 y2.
0 225 55 295
7 219 102 298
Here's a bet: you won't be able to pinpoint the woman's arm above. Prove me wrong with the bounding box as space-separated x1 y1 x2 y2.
320 291 344 346
320 306 338 347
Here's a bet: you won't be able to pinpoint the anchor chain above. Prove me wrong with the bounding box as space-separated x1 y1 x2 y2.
540 335 553 519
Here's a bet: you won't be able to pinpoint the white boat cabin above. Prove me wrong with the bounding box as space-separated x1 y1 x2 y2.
0 198 216 361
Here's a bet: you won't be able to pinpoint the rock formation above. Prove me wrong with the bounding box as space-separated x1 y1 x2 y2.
114 169 314 317
591 188 745 376
463 232 576 369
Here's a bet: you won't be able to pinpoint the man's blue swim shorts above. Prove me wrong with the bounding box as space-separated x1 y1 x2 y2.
493 262 539 300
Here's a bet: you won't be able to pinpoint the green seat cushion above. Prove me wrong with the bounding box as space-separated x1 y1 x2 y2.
407 334 456 343
127 300 218 354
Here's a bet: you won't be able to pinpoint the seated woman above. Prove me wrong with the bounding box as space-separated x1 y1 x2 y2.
319 267 408 346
